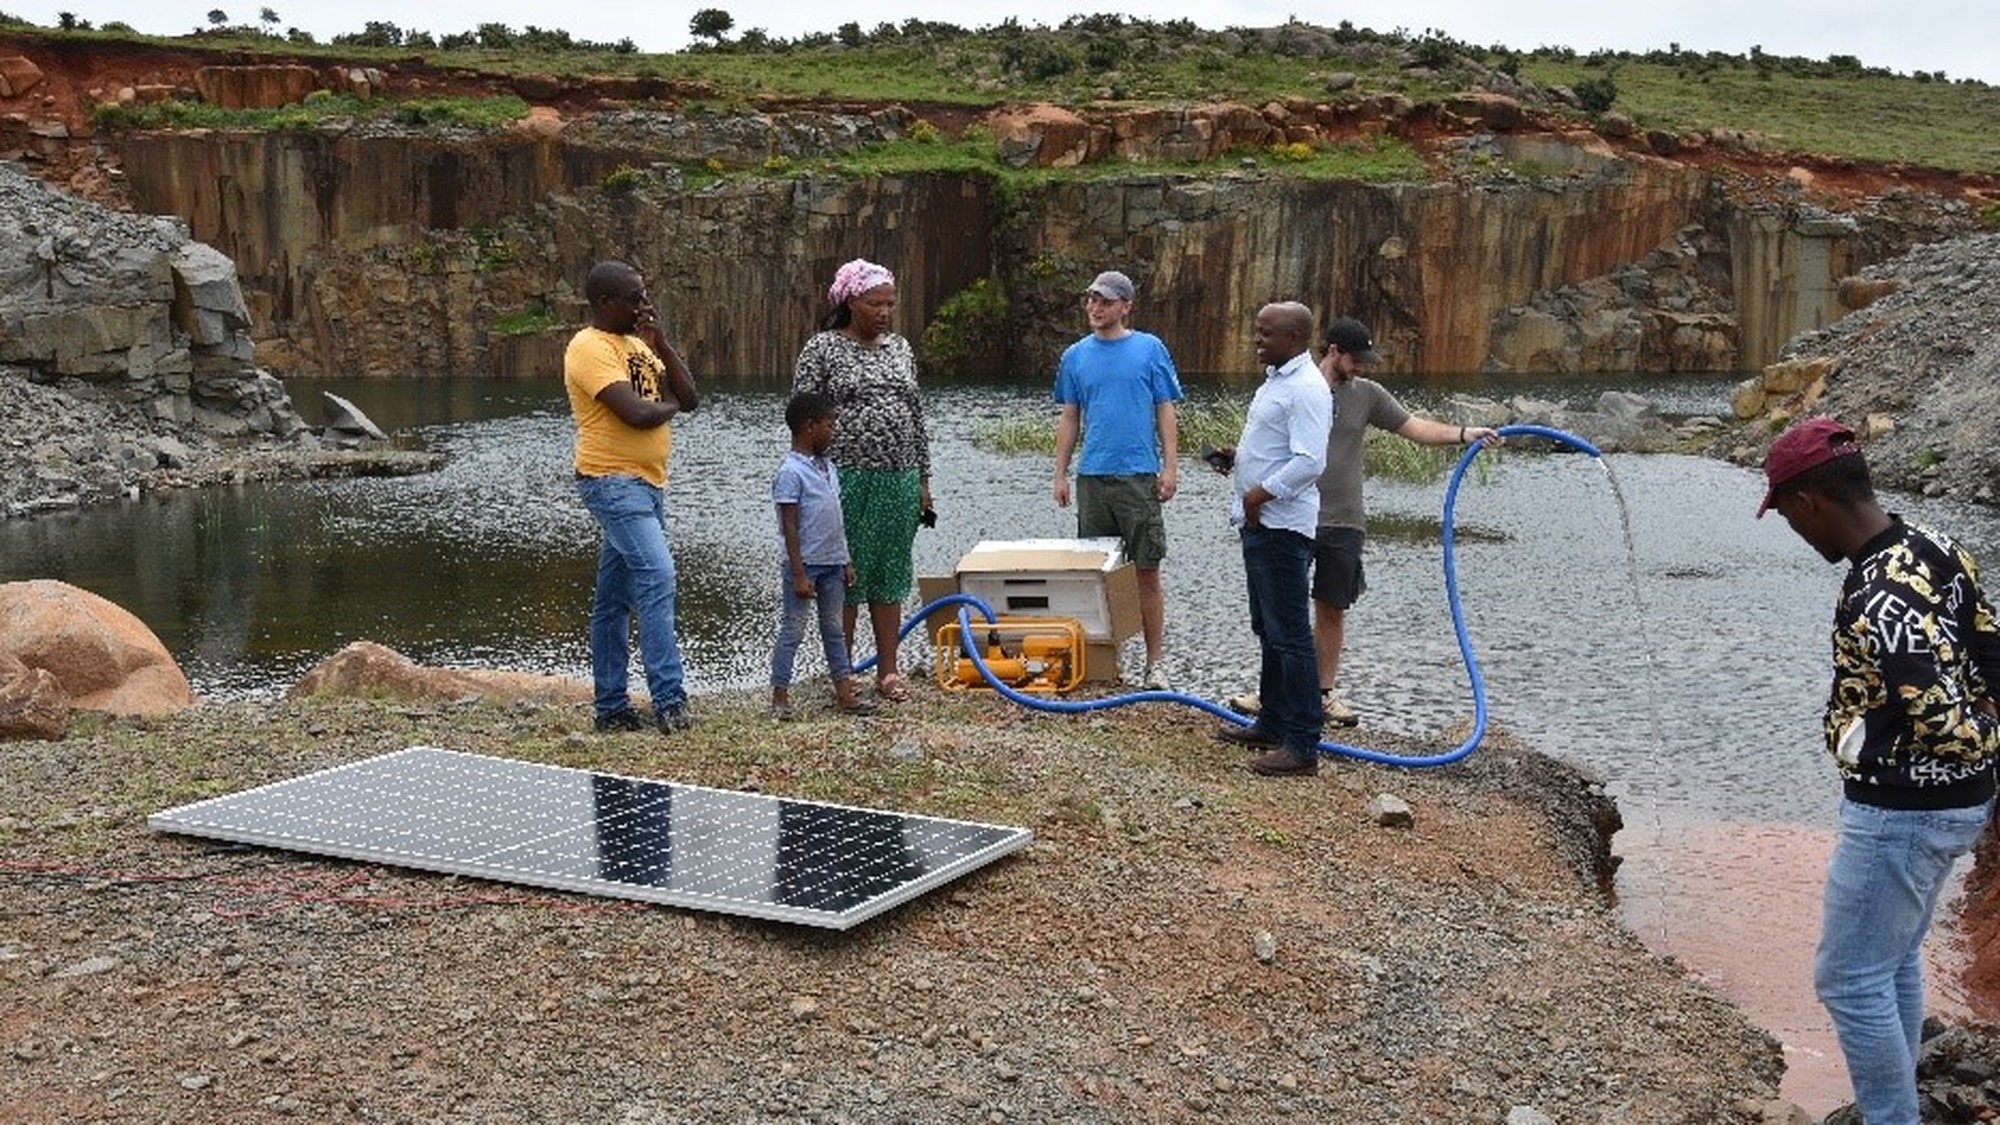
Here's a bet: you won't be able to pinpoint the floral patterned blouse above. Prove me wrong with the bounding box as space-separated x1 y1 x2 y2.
792 331 930 475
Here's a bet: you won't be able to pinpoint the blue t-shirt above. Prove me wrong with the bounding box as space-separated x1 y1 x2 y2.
771 451 849 566
1051 330 1184 476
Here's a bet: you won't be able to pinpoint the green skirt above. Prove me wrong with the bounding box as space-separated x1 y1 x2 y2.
838 466 920 606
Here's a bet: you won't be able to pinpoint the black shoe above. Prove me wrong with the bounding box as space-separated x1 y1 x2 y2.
593 709 647 733
1249 749 1320 777
656 706 695 734
1214 722 1281 748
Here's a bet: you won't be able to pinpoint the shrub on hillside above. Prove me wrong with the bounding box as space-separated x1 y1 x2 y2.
1574 75 1619 113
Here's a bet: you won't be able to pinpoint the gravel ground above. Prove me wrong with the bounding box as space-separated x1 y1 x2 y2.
0 689 1790 1123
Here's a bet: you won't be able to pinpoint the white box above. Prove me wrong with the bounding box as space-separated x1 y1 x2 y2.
919 538 1142 683
958 571 1119 638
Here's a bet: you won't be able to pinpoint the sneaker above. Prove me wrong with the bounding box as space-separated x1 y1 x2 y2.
1226 692 1261 715
1323 691 1359 727
656 706 695 734
593 709 647 733
1141 663 1172 691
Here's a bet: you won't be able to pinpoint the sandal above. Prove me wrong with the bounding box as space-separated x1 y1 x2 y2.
837 698 879 716
875 673 911 702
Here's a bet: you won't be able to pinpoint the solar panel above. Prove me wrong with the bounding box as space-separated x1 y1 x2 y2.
148 746 1032 930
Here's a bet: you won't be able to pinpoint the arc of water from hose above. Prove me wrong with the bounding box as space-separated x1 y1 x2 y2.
860 423 1604 768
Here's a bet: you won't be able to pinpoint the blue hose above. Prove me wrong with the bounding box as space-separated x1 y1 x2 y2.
863 422 1604 768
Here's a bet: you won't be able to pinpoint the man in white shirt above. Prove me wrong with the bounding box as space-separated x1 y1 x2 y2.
1212 302 1335 776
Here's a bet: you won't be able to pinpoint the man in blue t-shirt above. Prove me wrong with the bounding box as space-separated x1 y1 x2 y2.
1050 269 1185 691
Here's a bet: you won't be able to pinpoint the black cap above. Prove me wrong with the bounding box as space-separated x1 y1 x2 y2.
1323 317 1380 364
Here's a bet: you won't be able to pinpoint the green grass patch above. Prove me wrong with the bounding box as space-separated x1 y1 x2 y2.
1361 427 1464 482
90 93 530 133
1519 55 2000 171
1175 401 1245 456
974 412 1054 453
819 135 1007 177
493 302 557 336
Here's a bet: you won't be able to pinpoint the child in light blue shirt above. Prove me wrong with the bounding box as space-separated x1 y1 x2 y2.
770 392 874 719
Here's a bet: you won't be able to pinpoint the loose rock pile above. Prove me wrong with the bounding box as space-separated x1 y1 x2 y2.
1443 387 1728 454
1820 1021 2000 1124
0 160 314 516
1740 230 2000 506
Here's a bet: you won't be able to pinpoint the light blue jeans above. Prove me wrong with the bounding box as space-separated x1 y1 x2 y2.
1814 796 1993 1125
771 562 852 687
577 474 685 719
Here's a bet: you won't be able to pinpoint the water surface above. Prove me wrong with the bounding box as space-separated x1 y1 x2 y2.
8 371 1999 1115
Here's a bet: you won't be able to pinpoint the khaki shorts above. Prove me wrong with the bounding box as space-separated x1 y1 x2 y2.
1076 474 1166 569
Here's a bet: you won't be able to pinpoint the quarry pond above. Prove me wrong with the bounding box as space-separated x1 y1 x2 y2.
7 371 2000 1112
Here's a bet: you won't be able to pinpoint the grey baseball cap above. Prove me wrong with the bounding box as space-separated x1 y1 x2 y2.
1086 270 1135 302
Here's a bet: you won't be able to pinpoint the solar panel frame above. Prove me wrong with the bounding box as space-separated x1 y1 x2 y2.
148 746 1032 930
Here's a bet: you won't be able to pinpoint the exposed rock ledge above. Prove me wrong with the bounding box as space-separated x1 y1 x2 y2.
0 160 435 518
0 368 442 517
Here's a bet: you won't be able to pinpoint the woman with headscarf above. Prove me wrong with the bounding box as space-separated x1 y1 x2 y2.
792 258 932 703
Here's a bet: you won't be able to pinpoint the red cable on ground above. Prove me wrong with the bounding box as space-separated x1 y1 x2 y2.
3 856 647 919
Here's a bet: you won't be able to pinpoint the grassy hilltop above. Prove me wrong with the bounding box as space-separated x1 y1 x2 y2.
7 11 1999 174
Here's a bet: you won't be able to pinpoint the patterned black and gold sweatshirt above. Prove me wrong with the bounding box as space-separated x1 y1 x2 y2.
1826 517 2000 809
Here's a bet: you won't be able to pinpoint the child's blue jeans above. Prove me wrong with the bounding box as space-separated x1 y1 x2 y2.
771 563 852 687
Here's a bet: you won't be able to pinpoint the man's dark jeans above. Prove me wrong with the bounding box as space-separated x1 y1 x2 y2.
1241 524 1323 761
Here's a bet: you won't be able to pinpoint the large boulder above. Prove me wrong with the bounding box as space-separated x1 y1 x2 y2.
290 641 589 706
1444 92 1525 131
0 650 70 740
0 55 45 99
985 103 1093 169
0 580 194 715
321 391 388 442
192 65 318 110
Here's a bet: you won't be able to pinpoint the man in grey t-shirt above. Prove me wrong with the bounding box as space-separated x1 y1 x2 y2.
1229 317 1498 726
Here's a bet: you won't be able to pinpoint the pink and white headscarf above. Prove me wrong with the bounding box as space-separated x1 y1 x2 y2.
828 258 895 307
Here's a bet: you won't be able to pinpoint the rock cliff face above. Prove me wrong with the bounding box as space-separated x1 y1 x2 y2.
5 36 1989 382
103 120 1933 381
1010 146 1713 374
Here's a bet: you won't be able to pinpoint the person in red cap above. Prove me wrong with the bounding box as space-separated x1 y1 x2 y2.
1761 414 2000 1125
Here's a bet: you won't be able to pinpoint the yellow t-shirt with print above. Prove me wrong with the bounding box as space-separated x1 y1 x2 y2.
565 327 674 487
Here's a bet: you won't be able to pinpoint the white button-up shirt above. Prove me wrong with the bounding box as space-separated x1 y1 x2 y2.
1230 350 1334 537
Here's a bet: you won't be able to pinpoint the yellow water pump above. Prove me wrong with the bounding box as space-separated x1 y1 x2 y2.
934 617 1086 695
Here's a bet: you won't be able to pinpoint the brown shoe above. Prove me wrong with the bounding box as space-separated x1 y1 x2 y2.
1248 749 1319 777
1214 723 1281 748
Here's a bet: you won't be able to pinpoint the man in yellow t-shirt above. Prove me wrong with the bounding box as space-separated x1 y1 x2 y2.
564 260 700 733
